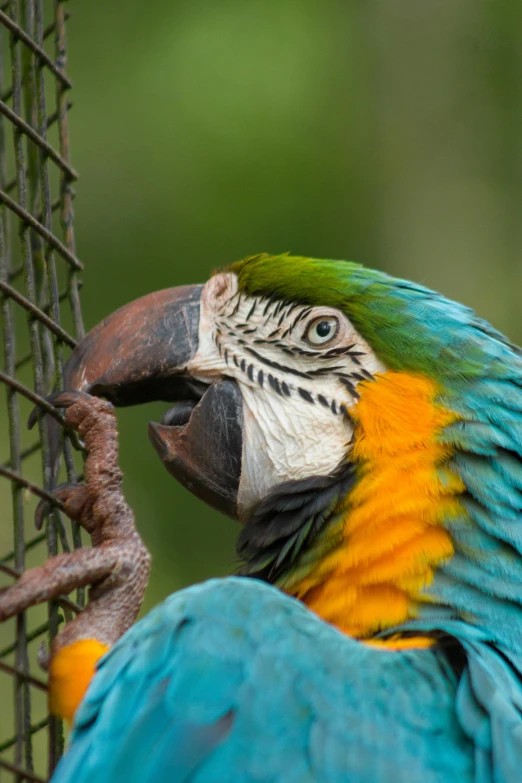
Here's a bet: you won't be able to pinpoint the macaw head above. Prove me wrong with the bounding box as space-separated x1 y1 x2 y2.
63 254 522 648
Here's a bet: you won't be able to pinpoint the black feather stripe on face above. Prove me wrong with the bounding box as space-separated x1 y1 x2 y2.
237 463 356 584
213 284 378 448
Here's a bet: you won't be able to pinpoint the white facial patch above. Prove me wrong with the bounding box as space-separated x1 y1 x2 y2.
188 272 387 518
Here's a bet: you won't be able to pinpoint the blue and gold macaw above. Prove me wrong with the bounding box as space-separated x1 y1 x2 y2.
2 253 522 782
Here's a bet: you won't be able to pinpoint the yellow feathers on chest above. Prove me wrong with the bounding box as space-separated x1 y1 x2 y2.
293 371 465 640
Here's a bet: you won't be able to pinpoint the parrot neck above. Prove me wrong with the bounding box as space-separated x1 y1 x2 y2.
282 372 465 641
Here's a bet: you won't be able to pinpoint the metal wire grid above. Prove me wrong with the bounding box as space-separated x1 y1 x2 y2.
0 2 85 780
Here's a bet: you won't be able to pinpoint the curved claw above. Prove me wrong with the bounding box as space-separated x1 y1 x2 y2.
27 390 109 431
4 367 152 690
34 483 90 531
27 392 70 430
46 390 100 410
27 404 41 431
34 498 51 531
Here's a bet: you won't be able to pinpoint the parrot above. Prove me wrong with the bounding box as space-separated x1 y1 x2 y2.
1 252 522 783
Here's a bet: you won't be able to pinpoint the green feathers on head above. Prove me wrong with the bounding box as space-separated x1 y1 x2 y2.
230 253 520 385
232 253 522 658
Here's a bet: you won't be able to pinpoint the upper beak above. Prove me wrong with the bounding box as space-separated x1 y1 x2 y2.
63 284 204 404
59 283 243 519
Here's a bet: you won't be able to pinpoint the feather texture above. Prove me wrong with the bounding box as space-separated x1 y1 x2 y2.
53 579 476 783
53 255 522 781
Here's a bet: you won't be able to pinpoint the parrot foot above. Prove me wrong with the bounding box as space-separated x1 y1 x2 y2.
0 391 151 655
35 482 92 533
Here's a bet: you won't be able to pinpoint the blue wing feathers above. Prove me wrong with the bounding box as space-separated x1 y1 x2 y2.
53 578 476 783
51 288 522 783
400 614 522 783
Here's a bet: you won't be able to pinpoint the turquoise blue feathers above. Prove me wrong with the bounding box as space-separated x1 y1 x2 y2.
53 578 477 783
49 255 522 782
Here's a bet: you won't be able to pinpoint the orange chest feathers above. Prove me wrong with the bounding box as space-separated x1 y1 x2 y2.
292 371 465 643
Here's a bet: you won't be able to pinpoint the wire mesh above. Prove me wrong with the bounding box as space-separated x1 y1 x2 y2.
0 2 84 780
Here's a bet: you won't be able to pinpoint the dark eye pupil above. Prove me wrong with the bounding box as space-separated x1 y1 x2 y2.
316 321 331 337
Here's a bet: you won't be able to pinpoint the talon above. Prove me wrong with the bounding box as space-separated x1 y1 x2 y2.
46 390 94 410
54 483 89 519
28 390 92 430
35 483 90 531
28 390 112 431
3 371 150 707
57 484 93 531
0 548 124 622
27 405 40 430
34 498 52 531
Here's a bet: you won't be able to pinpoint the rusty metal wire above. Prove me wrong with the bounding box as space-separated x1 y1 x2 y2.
0 2 85 781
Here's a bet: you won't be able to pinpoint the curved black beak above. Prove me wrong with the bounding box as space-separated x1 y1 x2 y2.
148 379 243 518
57 284 244 519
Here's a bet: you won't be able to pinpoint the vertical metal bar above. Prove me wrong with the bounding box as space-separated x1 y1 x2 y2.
0 18 12 783
7 3 37 778
0 18 11 256
0 86 27 783
54 0 85 612
22 0 54 397
0 3 84 778
54 0 82 342
33 1 65 770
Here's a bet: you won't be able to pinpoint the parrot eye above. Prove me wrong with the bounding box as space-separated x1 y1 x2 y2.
303 316 339 346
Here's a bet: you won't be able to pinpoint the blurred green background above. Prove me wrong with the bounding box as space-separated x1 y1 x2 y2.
0 0 521 770
66 0 522 612
11 0 522 613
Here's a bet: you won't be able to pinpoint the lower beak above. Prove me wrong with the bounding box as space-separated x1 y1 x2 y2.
60 283 243 519
148 379 242 518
